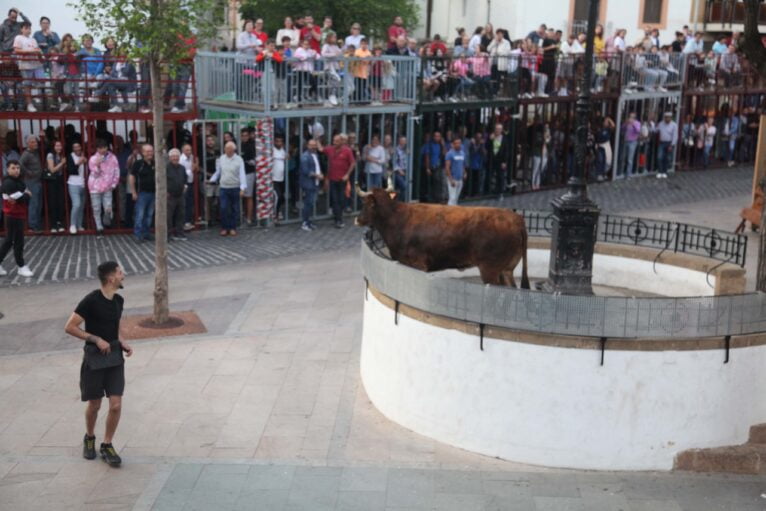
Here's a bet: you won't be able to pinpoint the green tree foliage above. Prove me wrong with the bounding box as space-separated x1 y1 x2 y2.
69 0 220 62
68 0 219 324
240 0 420 43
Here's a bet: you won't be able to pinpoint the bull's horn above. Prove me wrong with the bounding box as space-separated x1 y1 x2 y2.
386 175 395 193
355 184 371 197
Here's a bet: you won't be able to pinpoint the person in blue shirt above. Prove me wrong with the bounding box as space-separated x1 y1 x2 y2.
468 132 487 196
445 137 467 205
76 34 103 76
711 35 728 55
422 131 446 203
33 16 59 73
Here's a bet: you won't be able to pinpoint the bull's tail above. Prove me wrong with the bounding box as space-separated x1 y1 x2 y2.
521 228 530 290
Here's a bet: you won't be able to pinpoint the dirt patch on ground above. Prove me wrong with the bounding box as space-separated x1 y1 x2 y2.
121 311 207 340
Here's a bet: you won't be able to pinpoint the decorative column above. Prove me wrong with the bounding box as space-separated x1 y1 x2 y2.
255 117 274 224
543 0 601 295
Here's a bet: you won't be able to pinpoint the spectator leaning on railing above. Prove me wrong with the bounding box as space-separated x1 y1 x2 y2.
13 21 44 112
0 8 29 53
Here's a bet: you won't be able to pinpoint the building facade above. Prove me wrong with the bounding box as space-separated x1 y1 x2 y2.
414 0 707 43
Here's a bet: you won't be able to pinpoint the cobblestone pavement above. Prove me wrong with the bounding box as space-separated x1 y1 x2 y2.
0 194 763 510
0 167 754 287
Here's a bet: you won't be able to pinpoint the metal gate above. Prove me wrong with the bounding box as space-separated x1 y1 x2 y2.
612 91 682 180
192 111 415 226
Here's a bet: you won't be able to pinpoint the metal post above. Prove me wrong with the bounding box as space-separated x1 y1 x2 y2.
542 0 601 295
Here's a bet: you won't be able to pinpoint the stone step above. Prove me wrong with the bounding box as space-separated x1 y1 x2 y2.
674 444 766 474
748 423 766 444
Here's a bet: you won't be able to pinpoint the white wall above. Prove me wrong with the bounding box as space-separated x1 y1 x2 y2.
8 2 88 41
418 0 695 47
361 293 766 470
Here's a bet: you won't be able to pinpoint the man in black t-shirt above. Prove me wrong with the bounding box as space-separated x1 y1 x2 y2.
128 144 156 242
64 261 133 467
540 28 558 96
240 128 257 226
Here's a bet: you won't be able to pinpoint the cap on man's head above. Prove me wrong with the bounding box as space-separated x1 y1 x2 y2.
664 111 673 117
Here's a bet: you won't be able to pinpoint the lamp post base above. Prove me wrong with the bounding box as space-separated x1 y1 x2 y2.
542 191 600 295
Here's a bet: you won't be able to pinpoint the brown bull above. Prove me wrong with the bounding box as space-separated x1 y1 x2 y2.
356 188 529 288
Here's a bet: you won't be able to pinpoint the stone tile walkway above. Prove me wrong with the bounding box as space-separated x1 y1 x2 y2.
0 172 763 510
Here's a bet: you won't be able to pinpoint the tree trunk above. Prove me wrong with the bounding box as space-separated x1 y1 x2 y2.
150 57 170 324
742 0 766 291
760 203 766 292
755 115 766 291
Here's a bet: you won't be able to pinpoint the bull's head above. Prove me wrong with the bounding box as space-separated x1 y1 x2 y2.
355 185 396 227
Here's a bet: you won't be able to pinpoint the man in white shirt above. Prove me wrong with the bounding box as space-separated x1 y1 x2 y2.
272 136 286 220
683 32 704 54
178 143 197 230
209 142 246 236
364 135 386 189
13 21 43 112
344 23 365 50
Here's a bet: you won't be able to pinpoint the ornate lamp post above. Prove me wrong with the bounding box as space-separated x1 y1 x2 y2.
543 0 601 295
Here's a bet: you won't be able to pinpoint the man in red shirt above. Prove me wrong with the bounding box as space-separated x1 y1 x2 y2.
387 16 407 50
300 15 321 53
321 133 356 228
429 34 447 55
253 18 268 44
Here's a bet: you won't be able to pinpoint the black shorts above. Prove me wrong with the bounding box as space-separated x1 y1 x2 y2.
80 361 125 402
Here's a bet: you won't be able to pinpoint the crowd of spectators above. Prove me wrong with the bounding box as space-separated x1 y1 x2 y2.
223 17 758 106
1 7 765 244
0 7 195 113
1 5 760 114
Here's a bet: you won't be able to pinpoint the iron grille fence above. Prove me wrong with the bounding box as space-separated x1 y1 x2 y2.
517 210 747 267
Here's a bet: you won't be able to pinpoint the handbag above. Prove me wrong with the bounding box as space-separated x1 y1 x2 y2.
83 341 124 370
42 155 61 180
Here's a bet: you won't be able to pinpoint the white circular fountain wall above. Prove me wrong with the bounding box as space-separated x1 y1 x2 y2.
360 248 766 470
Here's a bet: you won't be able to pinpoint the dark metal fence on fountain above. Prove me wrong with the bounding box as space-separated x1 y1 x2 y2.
518 210 747 267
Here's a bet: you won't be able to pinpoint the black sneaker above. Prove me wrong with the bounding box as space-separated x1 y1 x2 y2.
100 443 122 467
83 434 96 460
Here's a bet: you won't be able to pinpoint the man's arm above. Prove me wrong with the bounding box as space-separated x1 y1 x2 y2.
128 173 137 199
64 312 112 354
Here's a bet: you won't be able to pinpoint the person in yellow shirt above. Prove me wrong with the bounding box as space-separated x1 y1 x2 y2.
353 38 372 102
593 23 605 54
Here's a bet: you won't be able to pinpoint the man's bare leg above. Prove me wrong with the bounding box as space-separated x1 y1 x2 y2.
103 395 122 444
85 398 101 436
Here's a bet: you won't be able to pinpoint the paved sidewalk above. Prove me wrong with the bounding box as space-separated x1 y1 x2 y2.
0 169 764 510
0 166 754 287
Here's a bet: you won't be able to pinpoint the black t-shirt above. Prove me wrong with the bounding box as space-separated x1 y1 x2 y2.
671 40 683 53
204 148 221 179
75 290 124 346
130 159 156 193
542 38 557 60
241 139 256 174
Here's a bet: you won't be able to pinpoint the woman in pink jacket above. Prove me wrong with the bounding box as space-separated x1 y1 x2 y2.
88 139 120 237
